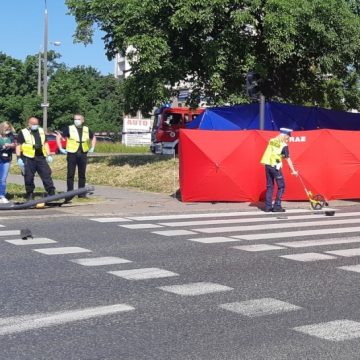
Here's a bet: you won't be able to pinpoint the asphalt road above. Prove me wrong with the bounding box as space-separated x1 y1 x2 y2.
1 207 360 359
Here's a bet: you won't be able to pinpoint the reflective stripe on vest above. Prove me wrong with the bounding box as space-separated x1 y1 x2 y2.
260 137 286 166
21 128 46 158
66 125 90 153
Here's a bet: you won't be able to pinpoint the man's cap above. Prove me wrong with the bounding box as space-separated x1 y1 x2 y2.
280 127 293 136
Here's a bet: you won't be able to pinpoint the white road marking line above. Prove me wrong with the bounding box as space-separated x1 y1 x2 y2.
108 268 179 280
5 238 57 246
277 237 360 248
127 209 311 221
219 298 302 317
234 226 360 241
338 265 360 273
152 230 197 236
0 304 135 336
90 217 131 223
158 282 233 296
70 257 132 266
325 247 360 257
119 224 163 229
279 253 337 262
187 237 241 244
0 230 21 236
194 218 360 234
232 244 286 252
158 211 357 228
33 247 92 255
293 320 360 341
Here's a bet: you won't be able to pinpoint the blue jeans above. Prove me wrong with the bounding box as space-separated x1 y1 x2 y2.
0 161 10 197
265 165 285 209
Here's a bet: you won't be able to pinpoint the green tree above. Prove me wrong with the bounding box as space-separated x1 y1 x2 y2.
0 52 124 131
48 66 124 132
66 0 360 112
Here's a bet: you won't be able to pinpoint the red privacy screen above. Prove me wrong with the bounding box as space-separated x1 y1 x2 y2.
179 129 360 202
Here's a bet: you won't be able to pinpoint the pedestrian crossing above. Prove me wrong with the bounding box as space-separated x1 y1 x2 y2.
2 207 360 342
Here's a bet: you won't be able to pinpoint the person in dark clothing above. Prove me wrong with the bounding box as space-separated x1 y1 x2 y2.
15 117 55 200
0 121 16 203
260 128 298 212
56 114 96 199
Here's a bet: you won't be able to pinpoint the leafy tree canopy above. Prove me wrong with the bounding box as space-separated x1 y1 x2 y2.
66 0 360 113
0 52 123 132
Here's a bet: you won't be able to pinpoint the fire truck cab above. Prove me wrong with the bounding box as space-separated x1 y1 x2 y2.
150 106 204 155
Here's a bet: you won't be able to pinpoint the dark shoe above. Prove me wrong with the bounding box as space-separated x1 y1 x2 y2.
25 193 33 201
272 206 286 212
263 207 273 212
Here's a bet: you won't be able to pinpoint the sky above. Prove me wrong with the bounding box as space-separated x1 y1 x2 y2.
0 0 114 75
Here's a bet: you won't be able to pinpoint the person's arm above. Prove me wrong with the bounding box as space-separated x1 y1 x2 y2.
15 132 24 157
56 129 68 154
15 144 21 157
55 132 63 150
286 158 298 175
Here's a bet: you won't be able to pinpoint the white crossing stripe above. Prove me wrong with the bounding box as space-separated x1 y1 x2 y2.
194 218 360 234
108 268 179 280
219 298 302 317
152 230 197 236
280 253 337 262
232 244 286 252
187 237 241 244
293 320 360 341
119 224 163 229
5 238 57 246
234 226 360 241
90 217 131 223
158 282 233 296
0 304 135 336
338 265 360 273
277 237 360 248
33 247 92 255
158 211 357 228
70 257 132 266
127 209 311 221
325 248 360 257
0 230 21 236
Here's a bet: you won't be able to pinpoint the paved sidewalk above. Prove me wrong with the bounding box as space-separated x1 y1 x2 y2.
6 174 359 216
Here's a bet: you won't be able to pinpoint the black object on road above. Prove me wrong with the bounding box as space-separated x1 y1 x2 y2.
20 228 33 240
0 186 95 210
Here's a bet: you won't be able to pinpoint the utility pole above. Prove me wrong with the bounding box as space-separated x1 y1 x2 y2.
42 0 49 133
37 47 42 96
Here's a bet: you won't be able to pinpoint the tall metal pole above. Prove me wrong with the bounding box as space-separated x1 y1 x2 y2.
37 47 42 96
259 94 265 130
42 0 49 133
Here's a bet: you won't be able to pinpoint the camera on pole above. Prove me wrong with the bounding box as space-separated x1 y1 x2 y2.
246 71 261 101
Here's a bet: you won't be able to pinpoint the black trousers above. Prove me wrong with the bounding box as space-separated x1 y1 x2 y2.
67 152 88 191
23 156 55 195
265 164 285 209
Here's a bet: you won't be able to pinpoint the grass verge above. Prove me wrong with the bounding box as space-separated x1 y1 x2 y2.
10 154 179 194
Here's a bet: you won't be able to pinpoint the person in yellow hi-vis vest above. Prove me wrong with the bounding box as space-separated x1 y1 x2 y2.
260 128 298 212
56 114 96 200
15 117 56 201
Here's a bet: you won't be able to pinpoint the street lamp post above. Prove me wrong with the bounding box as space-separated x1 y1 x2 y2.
42 0 49 133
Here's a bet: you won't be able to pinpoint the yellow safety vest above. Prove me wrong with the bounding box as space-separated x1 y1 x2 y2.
66 125 90 153
260 137 287 167
21 128 46 158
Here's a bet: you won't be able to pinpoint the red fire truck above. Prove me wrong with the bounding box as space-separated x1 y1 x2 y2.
150 106 204 155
